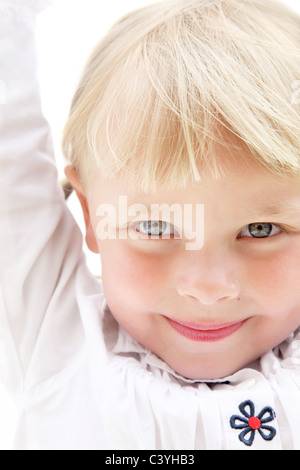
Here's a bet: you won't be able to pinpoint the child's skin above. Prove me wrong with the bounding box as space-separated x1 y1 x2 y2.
66 134 300 381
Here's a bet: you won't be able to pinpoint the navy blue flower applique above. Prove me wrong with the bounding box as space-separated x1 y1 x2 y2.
230 400 277 446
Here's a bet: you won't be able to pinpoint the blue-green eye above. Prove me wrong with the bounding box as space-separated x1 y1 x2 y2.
238 223 282 239
136 221 174 237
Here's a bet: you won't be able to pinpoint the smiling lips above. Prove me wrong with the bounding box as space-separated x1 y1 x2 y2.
166 317 246 342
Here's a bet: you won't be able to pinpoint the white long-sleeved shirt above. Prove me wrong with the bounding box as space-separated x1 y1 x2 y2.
1 0 300 450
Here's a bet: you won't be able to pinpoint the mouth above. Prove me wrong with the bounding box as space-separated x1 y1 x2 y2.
165 317 247 342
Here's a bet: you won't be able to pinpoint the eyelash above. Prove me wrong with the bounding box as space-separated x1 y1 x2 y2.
132 220 286 240
237 223 284 240
133 221 178 238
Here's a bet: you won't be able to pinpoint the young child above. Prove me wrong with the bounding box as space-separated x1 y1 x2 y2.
1 0 300 450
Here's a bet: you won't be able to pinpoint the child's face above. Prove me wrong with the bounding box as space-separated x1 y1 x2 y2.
83 145 300 381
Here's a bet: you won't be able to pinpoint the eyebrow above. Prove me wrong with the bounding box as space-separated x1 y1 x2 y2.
113 194 300 221
252 201 300 219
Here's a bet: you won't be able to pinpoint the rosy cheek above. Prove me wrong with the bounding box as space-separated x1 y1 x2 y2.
100 241 169 302
245 248 300 308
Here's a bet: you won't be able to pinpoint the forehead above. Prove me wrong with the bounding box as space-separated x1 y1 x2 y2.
87 144 300 208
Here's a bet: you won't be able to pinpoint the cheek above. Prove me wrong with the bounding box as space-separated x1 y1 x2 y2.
99 241 171 308
246 245 300 311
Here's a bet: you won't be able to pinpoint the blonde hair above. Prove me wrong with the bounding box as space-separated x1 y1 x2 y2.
62 0 300 191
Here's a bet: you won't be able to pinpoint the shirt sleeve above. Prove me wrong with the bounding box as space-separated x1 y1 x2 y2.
0 0 87 395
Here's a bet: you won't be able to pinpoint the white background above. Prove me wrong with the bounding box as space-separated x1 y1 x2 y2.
1 0 299 450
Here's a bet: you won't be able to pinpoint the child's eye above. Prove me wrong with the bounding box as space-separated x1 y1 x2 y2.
135 220 175 237
237 223 282 239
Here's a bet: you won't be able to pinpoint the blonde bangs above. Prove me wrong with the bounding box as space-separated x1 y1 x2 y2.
62 0 300 191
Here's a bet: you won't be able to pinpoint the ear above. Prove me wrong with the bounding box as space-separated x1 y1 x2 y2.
64 166 99 254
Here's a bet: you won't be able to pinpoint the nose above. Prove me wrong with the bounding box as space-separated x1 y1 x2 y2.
176 250 240 305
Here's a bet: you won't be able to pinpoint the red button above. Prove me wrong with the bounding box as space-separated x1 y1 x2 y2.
248 417 261 430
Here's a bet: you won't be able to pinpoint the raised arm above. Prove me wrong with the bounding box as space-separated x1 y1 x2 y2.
0 0 86 394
